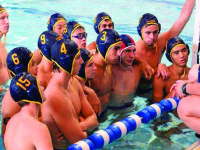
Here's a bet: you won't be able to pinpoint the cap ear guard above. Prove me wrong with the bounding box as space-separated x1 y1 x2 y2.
198 65 200 83
94 12 113 34
14 64 26 75
165 37 190 63
137 13 161 39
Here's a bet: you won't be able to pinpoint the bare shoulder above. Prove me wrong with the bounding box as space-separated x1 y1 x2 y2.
86 41 96 51
153 72 166 85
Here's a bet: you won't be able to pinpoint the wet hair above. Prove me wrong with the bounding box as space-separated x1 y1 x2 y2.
18 101 29 107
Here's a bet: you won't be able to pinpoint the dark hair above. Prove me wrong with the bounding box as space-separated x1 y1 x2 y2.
53 62 61 73
18 101 29 107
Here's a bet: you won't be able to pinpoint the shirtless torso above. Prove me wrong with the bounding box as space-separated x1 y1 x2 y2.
43 73 97 149
110 64 141 107
37 58 53 89
4 104 53 150
136 0 195 90
153 65 190 102
0 41 9 88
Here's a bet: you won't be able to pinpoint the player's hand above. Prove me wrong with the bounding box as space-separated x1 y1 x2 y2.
84 86 102 116
157 63 170 80
57 132 66 143
170 80 187 98
140 60 155 80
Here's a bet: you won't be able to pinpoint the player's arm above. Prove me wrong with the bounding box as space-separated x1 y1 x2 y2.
77 80 99 132
33 49 42 65
34 124 54 150
153 75 166 103
86 41 96 55
50 95 87 144
83 86 102 116
134 56 155 80
160 0 195 41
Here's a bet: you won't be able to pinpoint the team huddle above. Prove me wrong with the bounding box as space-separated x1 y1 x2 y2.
0 0 199 149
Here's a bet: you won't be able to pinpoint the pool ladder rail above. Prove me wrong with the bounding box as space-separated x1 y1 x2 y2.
67 97 181 150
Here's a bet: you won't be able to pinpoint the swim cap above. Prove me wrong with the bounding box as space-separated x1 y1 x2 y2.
78 49 93 80
62 21 83 40
0 5 6 14
10 72 43 105
38 30 61 61
7 47 33 76
94 12 114 34
137 13 161 39
166 37 189 63
96 29 121 62
120 34 136 55
47 13 67 31
51 39 80 75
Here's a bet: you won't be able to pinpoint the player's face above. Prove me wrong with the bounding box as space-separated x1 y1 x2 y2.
171 45 189 67
29 57 38 76
54 20 67 38
85 58 97 80
142 25 159 47
72 28 87 49
73 53 83 75
99 19 113 32
0 10 9 34
106 42 121 64
121 47 136 67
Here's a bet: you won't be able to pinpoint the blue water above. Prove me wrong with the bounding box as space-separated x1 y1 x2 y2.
1 0 197 149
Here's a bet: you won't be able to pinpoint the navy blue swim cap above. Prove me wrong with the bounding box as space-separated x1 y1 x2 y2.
77 49 93 80
62 21 84 40
51 39 80 75
0 5 6 14
47 13 67 31
7 47 33 76
10 72 43 105
166 37 189 63
38 30 61 61
94 12 114 34
137 13 161 39
96 29 121 62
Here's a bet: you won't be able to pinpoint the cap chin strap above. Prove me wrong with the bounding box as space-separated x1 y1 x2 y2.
0 33 6 47
172 63 186 78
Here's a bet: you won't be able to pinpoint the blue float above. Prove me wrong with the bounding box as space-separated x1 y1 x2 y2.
68 97 181 149
143 103 164 119
88 128 115 149
67 139 94 150
123 114 141 132
136 109 151 123
107 120 130 140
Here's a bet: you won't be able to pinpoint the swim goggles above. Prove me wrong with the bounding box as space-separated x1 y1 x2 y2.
72 32 87 39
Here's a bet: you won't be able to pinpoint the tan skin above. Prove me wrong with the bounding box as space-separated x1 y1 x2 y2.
169 64 200 134
86 19 113 54
4 103 53 150
34 20 67 65
1 57 38 138
37 58 53 89
72 27 87 49
110 47 142 107
76 58 102 116
0 10 10 91
42 54 98 149
136 0 195 88
91 43 121 108
4 84 53 150
153 45 190 102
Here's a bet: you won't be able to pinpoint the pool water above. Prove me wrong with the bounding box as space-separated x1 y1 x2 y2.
1 0 197 149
